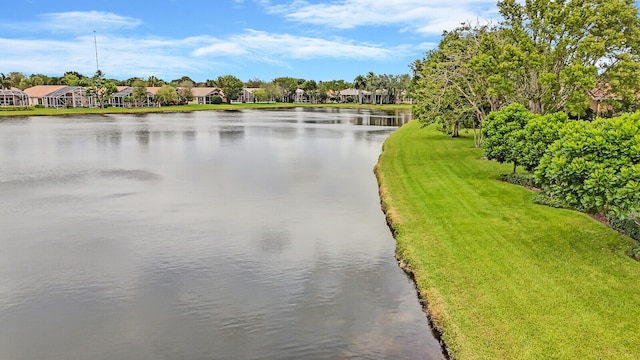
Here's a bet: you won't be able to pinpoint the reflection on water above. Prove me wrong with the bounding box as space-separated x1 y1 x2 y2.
0 108 444 360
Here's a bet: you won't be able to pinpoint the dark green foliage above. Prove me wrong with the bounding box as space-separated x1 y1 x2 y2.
211 95 222 104
536 112 640 214
497 173 538 188
0 106 34 111
518 112 568 172
482 103 535 172
532 191 572 209
628 244 640 261
607 212 640 241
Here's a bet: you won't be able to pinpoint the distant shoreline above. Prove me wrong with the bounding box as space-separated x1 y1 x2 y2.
0 103 412 117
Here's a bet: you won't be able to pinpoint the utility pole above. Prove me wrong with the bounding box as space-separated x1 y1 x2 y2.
93 30 100 72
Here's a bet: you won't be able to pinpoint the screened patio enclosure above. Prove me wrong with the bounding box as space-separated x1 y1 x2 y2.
0 88 29 106
40 86 95 108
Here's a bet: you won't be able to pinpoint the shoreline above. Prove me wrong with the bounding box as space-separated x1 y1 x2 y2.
374 149 453 360
0 103 412 118
373 121 640 359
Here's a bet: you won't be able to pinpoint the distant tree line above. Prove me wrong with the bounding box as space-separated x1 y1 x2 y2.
0 70 411 105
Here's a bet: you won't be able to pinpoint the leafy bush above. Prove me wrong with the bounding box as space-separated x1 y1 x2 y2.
0 106 34 111
211 95 222 104
628 244 640 261
518 112 568 172
34 104 45 109
536 112 640 214
497 173 539 188
607 212 640 241
482 103 536 172
532 191 573 209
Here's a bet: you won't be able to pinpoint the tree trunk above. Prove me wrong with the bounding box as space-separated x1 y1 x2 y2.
529 99 543 114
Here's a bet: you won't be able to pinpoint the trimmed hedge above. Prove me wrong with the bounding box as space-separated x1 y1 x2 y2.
0 106 34 111
535 113 640 215
497 173 539 188
607 212 640 241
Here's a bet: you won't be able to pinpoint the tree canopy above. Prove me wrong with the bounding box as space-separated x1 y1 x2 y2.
411 0 640 145
85 71 117 108
215 75 243 102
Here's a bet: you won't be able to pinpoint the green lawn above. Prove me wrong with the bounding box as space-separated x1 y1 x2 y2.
0 103 411 117
375 121 640 359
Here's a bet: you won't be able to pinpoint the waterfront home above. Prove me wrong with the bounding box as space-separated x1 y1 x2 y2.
0 87 29 106
24 85 94 108
190 87 224 104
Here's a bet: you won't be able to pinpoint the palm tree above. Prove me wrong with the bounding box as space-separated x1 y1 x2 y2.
147 75 160 87
366 72 377 104
0 73 11 89
353 75 366 104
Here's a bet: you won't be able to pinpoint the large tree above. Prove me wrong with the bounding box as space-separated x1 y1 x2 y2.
177 80 194 104
353 75 366 104
154 84 177 105
216 75 244 103
498 0 640 116
412 23 509 146
85 71 117 108
132 79 148 107
272 77 303 102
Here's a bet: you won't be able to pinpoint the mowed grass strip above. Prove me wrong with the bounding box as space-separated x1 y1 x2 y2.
375 121 640 359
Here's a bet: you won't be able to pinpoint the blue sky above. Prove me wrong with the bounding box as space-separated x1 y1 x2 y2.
0 0 499 83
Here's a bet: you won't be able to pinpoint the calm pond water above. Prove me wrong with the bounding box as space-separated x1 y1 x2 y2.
0 108 443 359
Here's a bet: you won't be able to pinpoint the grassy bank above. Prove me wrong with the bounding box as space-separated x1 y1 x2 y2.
0 103 411 117
375 121 640 359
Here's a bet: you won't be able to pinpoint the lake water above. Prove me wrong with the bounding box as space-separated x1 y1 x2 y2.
0 108 443 359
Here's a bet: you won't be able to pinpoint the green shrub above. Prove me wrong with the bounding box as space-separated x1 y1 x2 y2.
0 106 35 111
536 112 640 214
518 112 568 172
497 173 539 188
607 212 640 241
628 244 640 261
35 104 45 109
211 95 222 104
482 103 536 172
532 191 573 209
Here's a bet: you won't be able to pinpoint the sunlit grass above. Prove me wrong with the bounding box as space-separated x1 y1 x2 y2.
375 121 640 359
0 103 412 117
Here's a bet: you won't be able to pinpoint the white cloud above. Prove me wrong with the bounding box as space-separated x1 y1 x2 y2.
192 30 401 60
0 35 207 80
265 0 498 34
0 29 408 80
192 42 249 57
40 11 143 33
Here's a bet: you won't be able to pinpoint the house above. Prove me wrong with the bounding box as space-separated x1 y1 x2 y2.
399 90 413 104
110 86 156 107
588 87 617 116
24 85 94 108
238 88 259 103
294 88 306 103
0 87 29 106
190 87 224 104
338 88 371 103
110 86 132 107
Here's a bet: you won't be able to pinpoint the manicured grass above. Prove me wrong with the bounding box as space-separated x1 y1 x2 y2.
375 121 640 359
0 103 411 117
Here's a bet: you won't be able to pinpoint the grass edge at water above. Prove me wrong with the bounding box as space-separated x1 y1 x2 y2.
375 121 640 359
